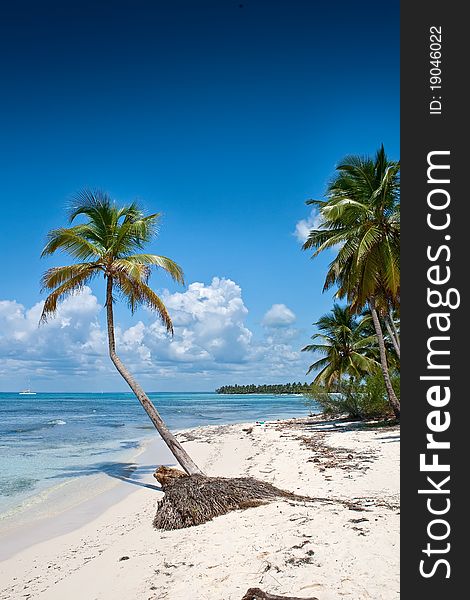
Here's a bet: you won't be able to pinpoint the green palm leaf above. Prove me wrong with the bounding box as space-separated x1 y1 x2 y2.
41 263 100 290
302 304 379 387
40 189 184 330
303 145 400 312
40 271 94 322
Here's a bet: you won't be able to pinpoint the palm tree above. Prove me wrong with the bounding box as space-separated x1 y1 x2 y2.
40 190 203 475
302 304 379 387
303 146 400 416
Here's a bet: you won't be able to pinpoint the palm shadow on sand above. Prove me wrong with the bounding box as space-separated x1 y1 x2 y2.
48 461 170 491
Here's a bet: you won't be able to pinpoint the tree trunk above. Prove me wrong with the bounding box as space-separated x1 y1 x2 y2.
389 312 400 348
369 297 400 418
105 276 203 475
385 318 400 359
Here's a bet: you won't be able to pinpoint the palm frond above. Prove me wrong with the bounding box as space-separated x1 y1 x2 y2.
41 227 103 260
41 263 100 290
40 272 93 323
42 189 182 334
137 283 174 334
69 189 113 224
301 146 400 314
119 254 184 284
306 357 330 376
111 213 161 254
114 273 174 334
113 259 151 283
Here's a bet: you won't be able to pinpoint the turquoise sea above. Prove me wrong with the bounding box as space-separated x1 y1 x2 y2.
0 392 315 518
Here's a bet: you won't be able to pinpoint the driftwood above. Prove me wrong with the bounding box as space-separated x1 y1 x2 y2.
153 466 304 530
241 588 319 600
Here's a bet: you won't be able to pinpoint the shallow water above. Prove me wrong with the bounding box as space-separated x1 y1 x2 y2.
0 391 315 517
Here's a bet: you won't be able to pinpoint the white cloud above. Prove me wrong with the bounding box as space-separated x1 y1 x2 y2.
262 303 296 328
0 287 106 385
0 279 312 390
293 209 324 243
294 209 344 255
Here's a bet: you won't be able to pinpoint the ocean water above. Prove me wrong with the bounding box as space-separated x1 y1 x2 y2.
0 392 315 519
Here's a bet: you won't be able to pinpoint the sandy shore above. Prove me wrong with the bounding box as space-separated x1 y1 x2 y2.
0 437 176 561
0 417 399 600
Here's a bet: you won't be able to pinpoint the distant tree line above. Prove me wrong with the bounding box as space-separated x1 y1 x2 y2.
215 383 309 394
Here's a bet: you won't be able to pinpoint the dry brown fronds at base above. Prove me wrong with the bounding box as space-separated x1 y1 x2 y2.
152 466 302 530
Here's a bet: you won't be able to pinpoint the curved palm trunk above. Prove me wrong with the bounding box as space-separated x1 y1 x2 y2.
369 298 400 418
105 277 203 475
388 313 400 352
385 318 401 359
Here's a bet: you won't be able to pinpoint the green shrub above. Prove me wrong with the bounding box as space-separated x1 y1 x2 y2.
304 371 399 420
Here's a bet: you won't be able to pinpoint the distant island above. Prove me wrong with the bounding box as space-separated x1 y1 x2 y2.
215 383 310 394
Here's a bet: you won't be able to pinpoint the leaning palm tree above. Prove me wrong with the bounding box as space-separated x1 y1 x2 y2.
302 304 379 387
303 146 400 416
40 190 202 475
40 190 315 527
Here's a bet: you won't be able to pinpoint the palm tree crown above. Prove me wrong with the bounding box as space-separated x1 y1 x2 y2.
303 145 400 312
302 304 378 387
40 190 183 328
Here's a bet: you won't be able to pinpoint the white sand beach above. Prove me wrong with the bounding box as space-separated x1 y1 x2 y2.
0 416 399 600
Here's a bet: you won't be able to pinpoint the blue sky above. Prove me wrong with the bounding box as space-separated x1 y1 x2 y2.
0 0 399 391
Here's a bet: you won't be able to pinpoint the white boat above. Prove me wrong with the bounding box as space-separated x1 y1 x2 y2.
19 380 36 395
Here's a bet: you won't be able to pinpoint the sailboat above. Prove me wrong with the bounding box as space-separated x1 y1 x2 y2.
19 379 36 395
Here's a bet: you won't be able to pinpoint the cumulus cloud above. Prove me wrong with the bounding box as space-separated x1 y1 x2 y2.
0 288 105 376
293 209 324 244
163 278 252 364
0 278 312 390
121 278 253 370
262 304 296 328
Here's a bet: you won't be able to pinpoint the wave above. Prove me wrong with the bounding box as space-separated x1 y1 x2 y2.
195 413 221 420
5 419 66 434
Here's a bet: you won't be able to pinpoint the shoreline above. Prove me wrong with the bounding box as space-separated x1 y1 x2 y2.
0 416 399 599
0 419 257 561
0 391 314 537
0 411 314 552
0 435 176 561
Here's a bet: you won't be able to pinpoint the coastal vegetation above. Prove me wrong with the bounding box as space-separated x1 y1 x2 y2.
302 146 400 419
304 371 399 420
215 383 309 394
40 190 203 475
